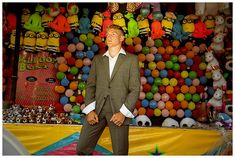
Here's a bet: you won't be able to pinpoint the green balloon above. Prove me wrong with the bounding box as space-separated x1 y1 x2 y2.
189 71 197 79
142 46 150 54
56 72 65 80
154 39 162 47
170 55 178 63
173 63 180 71
151 85 158 93
85 38 93 47
72 105 81 114
165 61 174 69
154 77 162 86
78 82 86 90
192 93 200 102
70 66 79 75
184 93 192 101
146 92 153 100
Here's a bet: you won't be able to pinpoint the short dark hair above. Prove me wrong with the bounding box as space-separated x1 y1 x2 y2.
106 24 124 35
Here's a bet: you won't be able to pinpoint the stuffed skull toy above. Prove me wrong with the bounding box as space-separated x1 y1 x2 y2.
162 118 179 127
180 118 196 128
135 115 152 127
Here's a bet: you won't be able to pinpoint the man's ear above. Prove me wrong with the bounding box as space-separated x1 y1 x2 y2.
120 35 125 42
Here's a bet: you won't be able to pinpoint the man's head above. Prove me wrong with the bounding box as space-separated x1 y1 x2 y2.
105 24 124 47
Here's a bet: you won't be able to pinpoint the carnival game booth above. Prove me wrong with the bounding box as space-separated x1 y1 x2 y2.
2 2 233 155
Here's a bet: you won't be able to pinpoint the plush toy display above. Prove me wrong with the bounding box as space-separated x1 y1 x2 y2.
161 12 176 38
112 12 127 33
148 13 164 40
36 32 48 51
136 14 150 39
78 8 91 34
205 50 220 72
67 3 79 30
214 15 227 35
24 4 45 32
99 9 113 38
212 69 227 90
125 12 139 38
210 33 225 55
204 15 215 30
23 31 37 52
207 88 224 111
182 14 199 34
91 11 103 35
48 6 71 33
172 15 189 41
192 20 213 39
47 31 60 52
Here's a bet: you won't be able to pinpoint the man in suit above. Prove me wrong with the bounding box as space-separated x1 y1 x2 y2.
76 24 140 155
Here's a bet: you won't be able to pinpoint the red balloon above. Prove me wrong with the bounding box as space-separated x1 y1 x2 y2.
193 55 201 64
143 84 152 92
196 85 205 93
180 46 188 54
135 100 142 109
76 95 84 104
174 71 181 79
180 63 188 71
196 70 204 77
163 39 171 47
178 78 185 86
146 108 154 117
169 93 176 101
174 86 181 94
191 64 199 71
173 101 181 109
158 86 166 93
162 54 170 61
140 68 145 76
167 70 175 78
173 48 181 56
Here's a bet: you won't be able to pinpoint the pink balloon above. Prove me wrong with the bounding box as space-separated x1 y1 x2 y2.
178 54 187 63
177 109 184 118
146 39 155 47
64 104 72 112
135 44 142 52
139 92 146 100
146 54 155 62
65 89 74 97
153 93 161 101
83 58 92 66
162 109 169 117
140 77 147 85
68 43 76 53
150 47 158 54
158 101 165 109
161 93 170 102
76 42 84 51
192 78 200 86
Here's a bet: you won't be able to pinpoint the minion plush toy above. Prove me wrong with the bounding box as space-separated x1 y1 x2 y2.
91 11 103 35
161 11 176 39
21 8 31 27
67 3 79 31
41 8 54 28
24 4 45 32
112 12 127 33
204 15 215 30
47 31 60 53
182 14 199 34
23 31 37 52
136 14 150 39
36 32 48 51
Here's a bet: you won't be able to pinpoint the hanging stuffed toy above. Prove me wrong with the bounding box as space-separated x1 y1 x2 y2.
205 50 220 72
124 12 139 38
210 32 226 55
212 69 227 90
112 12 127 33
207 88 224 111
182 14 199 40
23 31 37 52
172 15 189 41
161 12 176 39
78 8 91 34
204 15 215 31
214 15 227 35
148 13 164 40
91 11 103 35
136 14 150 39
41 7 54 28
24 4 45 32
99 9 113 38
47 31 60 53
126 2 142 13
36 32 48 51
67 3 79 31
192 20 213 39
21 8 31 26
140 3 163 20
109 2 119 13
48 6 71 33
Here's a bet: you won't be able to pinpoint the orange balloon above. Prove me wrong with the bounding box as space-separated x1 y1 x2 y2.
186 51 194 59
75 59 83 68
93 36 102 44
157 47 165 54
165 46 174 54
172 40 180 48
138 107 146 115
156 61 165 70
166 85 174 94
181 100 188 109
165 101 173 110
181 85 189 94
58 63 69 72
69 81 78 90
189 86 197 94
185 42 193 50
169 109 177 117
138 54 146 62
64 51 72 59
151 69 159 78
133 37 142 45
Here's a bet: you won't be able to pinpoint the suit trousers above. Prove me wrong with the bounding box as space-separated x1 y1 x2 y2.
76 96 129 155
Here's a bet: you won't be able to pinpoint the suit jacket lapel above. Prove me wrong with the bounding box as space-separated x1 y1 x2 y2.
110 54 126 81
102 56 110 81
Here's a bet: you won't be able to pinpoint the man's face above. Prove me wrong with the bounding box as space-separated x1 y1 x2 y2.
106 28 124 47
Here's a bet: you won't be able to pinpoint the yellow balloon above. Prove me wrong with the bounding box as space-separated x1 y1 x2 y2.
70 96 76 102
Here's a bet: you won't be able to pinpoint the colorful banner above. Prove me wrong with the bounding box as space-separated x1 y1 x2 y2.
15 51 59 107
3 124 232 155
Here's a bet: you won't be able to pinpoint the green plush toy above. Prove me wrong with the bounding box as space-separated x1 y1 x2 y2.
124 12 139 38
24 4 45 32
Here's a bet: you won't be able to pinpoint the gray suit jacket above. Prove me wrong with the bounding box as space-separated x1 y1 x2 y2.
85 52 140 125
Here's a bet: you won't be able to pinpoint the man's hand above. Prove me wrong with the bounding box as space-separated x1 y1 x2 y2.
86 111 99 125
110 112 125 126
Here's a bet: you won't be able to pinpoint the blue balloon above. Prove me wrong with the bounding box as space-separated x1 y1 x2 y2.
186 59 193 67
154 54 162 62
70 113 81 120
91 44 99 52
82 74 89 81
144 68 151 77
86 50 95 59
149 100 157 109
160 70 168 78
82 66 91 74
72 37 79 44
141 99 149 108
184 109 192 118
60 96 69 105
147 76 154 84
61 77 69 86
185 78 192 86
66 32 74 40
199 76 207 85
75 51 84 59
